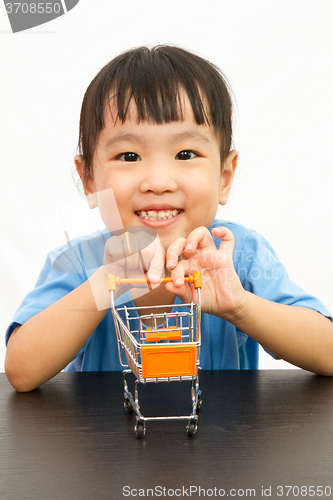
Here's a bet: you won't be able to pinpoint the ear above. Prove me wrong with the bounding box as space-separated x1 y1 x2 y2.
74 155 98 209
219 150 238 205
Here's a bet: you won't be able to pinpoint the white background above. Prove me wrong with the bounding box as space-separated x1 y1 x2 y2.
0 0 332 373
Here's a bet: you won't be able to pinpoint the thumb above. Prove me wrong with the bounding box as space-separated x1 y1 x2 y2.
165 281 193 303
146 239 165 288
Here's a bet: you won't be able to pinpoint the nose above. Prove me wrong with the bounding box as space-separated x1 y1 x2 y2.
139 161 178 194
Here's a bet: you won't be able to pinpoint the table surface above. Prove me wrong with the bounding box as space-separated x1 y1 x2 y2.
1 370 333 500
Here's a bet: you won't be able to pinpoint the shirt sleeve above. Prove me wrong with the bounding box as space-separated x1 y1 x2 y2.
234 229 332 319
5 244 87 345
232 229 332 360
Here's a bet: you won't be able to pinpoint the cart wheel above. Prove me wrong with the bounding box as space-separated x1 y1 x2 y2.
197 394 203 410
135 421 145 438
124 398 133 413
187 421 197 436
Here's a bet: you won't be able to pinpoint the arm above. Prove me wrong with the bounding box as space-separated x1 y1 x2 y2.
166 226 333 376
226 292 333 376
5 267 110 392
5 232 164 392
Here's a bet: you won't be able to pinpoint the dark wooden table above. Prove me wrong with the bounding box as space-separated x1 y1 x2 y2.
1 370 333 500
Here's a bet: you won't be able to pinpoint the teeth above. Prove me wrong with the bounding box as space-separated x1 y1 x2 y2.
137 209 181 221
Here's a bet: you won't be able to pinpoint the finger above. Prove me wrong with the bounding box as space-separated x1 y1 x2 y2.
103 235 147 284
104 235 128 263
170 259 192 287
125 239 162 289
166 237 187 269
165 280 193 303
211 226 235 258
181 226 215 258
211 226 235 242
104 232 142 264
103 248 128 276
146 239 165 287
126 226 157 250
124 250 140 270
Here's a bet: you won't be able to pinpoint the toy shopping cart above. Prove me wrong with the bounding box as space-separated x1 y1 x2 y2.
108 272 202 437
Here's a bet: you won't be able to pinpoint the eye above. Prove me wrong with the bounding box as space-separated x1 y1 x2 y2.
117 152 141 162
175 150 197 160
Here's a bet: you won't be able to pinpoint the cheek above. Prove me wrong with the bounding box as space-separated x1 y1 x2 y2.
191 175 221 223
96 187 124 233
195 171 221 204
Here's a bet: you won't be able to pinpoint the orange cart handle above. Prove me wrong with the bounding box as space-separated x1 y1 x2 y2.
108 272 202 291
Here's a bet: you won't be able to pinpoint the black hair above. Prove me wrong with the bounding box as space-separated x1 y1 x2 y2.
78 45 233 182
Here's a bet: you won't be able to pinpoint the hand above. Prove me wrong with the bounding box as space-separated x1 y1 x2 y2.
165 226 246 318
89 228 165 310
103 229 165 293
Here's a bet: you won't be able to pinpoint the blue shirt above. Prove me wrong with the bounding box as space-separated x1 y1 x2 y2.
6 220 332 371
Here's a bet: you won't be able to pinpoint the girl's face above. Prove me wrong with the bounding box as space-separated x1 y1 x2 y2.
76 95 237 251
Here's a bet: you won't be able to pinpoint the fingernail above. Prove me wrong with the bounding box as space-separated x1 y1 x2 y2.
149 273 158 282
175 278 182 286
184 243 192 251
166 260 173 268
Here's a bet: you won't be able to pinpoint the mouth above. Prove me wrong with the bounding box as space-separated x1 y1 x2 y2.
135 209 182 221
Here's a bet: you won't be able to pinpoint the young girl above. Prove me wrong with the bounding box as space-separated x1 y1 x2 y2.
5 45 333 392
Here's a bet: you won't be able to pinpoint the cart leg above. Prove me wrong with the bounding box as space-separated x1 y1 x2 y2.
135 418 146 438
122 370 134 413
196 366 201 385
191 377 196 405
187 416 198 436
190 370 203 418
188 370 201 435
195 368 202 411
134 379 140 410
133 381 145 438
122 369 131 393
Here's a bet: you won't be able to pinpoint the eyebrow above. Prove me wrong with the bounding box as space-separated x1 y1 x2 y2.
102 132 144 150
101 128 212 151
169 129 212 145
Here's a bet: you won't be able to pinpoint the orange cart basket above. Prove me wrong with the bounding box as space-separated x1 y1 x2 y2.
108 272 203 437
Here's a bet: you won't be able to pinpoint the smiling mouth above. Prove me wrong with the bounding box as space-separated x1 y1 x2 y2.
136 209 182 221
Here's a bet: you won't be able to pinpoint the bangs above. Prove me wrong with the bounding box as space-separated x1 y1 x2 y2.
78 46 233 176
106 50 210 127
